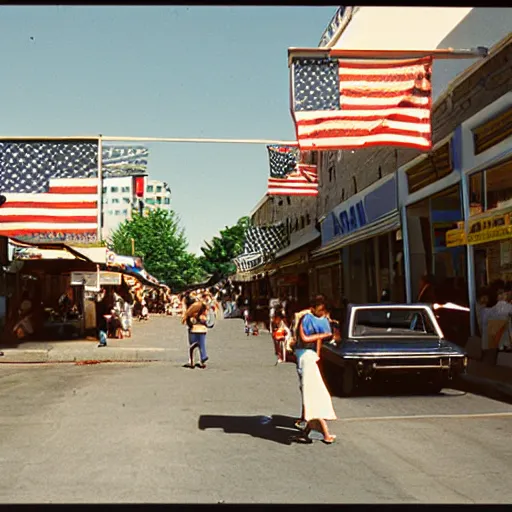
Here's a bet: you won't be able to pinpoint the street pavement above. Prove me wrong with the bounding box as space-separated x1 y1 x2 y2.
0 316 511 503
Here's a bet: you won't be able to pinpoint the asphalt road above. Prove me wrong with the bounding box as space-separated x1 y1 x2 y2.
0 316 511 504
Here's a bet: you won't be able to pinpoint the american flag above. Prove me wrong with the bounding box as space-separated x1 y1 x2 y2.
291 56 433 151
267 145 318 197
0 140 99 242
102 146 149 177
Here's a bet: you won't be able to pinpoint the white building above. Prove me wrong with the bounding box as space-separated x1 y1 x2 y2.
101 177 172 240
144 179 172 213
320 7 512 101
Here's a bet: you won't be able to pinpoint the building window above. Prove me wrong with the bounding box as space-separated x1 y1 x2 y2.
122 209 128 215
146 198 155 205
111 186 119 193
164 198 170 205
115 210 121 216
107 210 114 216
156 197 162 204
156 186 162 193
112 198 120 204
102 187 107 194
123 197 130 204
486 159 512 212
147 185 154 193
102 197 108 204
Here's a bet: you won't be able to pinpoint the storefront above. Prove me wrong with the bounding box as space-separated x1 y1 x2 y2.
446 91 512 356
313 173 404 305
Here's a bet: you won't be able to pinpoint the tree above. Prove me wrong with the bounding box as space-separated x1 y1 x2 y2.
198 216 250 278
109 209 205 291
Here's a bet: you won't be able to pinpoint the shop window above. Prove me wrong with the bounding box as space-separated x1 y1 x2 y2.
469 171 484 215
406 185 467 303
485 158 512 212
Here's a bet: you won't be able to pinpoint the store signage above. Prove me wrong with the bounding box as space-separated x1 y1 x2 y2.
332 200 367 237
321 174 397 246
71 271 122 288
445 208 512 247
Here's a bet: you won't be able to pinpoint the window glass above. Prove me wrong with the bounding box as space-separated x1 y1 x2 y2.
146 198 155 205
121 186 130 193
147 185 154 193
164 198 170 205
111 186 119 193
486 159 512 212
156 197 162 204
102 187 107 194
112 198 120 204
156 186 162 193
123 198 130 204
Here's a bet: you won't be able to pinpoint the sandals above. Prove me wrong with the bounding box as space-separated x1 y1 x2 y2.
294 420 307 431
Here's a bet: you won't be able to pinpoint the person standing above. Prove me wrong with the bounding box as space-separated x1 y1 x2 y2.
290 294 337 444
182 300 209 369
271 308 291 364
95 289 110 348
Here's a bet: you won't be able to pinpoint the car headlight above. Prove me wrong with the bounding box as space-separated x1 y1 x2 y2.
463 356 468 368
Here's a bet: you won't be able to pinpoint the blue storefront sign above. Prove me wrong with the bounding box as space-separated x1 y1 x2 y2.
321 174 398 246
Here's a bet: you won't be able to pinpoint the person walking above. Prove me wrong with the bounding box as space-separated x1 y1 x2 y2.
182 300 210 369
289 294 337 444
271 308 291 364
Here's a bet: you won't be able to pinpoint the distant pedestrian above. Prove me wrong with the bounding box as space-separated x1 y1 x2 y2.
182 300 210 369
271 308 291 364
95 289 110 348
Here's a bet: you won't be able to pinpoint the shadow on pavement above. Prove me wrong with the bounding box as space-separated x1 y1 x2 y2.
198 414 298 446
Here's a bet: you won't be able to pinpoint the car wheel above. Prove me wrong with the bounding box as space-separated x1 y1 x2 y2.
341 365 358 397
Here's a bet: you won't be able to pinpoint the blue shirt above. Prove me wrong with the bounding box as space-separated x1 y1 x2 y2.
297 313 332 349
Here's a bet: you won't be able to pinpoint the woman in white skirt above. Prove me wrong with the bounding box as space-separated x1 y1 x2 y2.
291 295 337 444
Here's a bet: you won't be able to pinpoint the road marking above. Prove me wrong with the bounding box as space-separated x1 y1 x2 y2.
340 412 512 422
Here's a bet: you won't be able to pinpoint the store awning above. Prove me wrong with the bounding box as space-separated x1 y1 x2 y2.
9 238 94 262
311 211 401 259
274 227 320 260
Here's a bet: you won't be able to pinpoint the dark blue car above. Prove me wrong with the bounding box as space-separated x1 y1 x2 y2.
321 303 468 396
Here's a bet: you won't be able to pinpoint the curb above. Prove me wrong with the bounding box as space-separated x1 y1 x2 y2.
456 373 512 403
0 347 177 364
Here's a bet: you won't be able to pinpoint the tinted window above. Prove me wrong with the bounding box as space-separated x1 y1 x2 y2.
353 308 437 337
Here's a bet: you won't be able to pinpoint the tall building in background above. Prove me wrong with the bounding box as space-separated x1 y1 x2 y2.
143 180 172 214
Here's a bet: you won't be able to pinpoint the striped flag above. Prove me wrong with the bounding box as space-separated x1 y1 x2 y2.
267 145 318 197
291 56 433 151
0 140 99 243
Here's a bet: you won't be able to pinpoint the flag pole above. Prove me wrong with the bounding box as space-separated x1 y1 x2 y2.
0 135 299 146
287 46 489 66
97 134 103 243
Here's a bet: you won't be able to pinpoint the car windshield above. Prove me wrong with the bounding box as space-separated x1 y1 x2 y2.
352 308 438 338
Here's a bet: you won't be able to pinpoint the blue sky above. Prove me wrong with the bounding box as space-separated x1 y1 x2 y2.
0 6 334 254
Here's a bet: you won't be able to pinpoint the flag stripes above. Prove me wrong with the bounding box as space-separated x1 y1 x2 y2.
291 56 433 151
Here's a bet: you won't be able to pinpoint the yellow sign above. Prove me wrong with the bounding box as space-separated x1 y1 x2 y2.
446 228 466 248
445 208 512 247
467 209 512 245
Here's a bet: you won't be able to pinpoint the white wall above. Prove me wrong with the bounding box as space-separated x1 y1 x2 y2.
331 7 512 100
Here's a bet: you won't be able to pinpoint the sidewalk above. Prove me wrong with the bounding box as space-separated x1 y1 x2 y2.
0 315 185 364
457 358 512 404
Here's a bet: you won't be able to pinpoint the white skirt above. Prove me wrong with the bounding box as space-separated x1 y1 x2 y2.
297 349 337 421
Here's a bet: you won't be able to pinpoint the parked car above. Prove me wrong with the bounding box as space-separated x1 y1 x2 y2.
321 303 468 396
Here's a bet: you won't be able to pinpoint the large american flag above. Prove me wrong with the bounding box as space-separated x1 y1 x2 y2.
267 145 318 197
291 56 433 151
0 140 99 242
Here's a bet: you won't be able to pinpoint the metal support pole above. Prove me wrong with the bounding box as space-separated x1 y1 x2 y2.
97 134 103 243
401 205 412 304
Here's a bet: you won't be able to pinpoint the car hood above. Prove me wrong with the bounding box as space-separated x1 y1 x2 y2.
327 338 465 357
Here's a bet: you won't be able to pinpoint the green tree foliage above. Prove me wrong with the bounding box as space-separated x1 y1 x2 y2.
198 216 251 277
109 209 205 291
